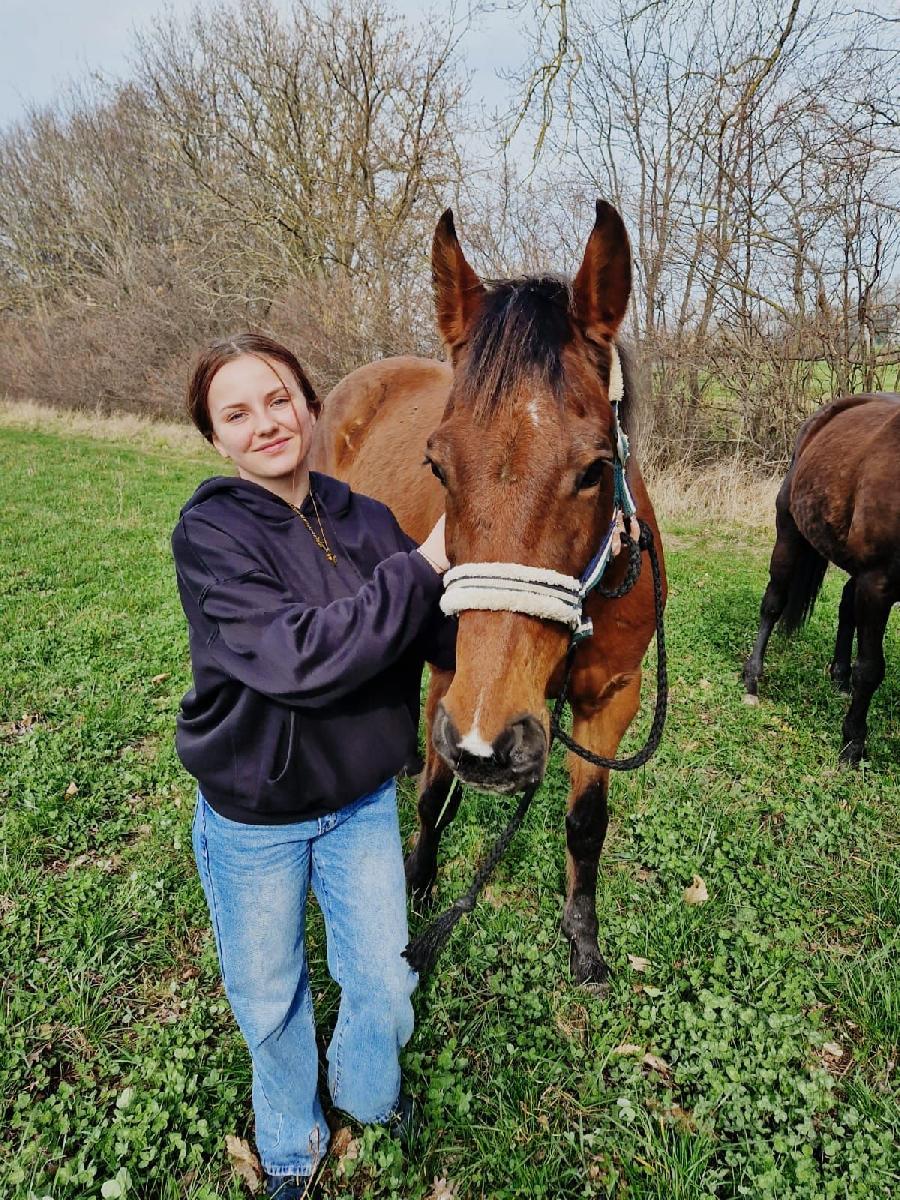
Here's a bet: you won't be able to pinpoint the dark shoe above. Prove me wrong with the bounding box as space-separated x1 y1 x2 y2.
386 1092 416 1145
265 1173 319 1199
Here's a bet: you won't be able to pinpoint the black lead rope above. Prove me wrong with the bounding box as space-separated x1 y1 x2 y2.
550 523 668 772
403 521 668 979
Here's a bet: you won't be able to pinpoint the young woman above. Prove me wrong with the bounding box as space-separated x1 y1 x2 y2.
171 333 454 1199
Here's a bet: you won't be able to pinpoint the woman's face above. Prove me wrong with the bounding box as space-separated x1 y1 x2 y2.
207 353 316 491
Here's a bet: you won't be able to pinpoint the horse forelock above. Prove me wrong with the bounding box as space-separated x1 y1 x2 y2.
454 274 635 433
459 276 571 422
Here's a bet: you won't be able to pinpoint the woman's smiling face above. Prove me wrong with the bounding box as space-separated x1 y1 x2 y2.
207 353 317 491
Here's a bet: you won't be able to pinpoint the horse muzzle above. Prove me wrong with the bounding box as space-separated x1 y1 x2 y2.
432 702 547 793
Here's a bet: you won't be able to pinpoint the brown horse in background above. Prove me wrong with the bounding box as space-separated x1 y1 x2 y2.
312 202 666 985
744 394 900 763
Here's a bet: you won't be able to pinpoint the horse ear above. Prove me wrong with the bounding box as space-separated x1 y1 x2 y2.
431 209 486 352
572 200 632 343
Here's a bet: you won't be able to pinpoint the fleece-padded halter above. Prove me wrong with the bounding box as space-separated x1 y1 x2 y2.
440 343 635 643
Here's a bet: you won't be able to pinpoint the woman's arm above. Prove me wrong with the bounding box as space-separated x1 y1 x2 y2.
173 512 445 708
385 512 457 672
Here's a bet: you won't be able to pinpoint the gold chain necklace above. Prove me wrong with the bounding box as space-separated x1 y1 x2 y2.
288 490 337 565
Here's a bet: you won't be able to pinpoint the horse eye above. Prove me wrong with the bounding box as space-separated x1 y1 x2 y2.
576 458 608 491
424 456 447 487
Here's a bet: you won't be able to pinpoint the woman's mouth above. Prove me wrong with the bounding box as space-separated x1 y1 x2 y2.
258 438 291 454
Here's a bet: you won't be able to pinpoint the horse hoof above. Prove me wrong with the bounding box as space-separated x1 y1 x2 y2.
404 854 437 907
569 944 610 991
743 692 760 707
839 741 864 768
830 668 851 695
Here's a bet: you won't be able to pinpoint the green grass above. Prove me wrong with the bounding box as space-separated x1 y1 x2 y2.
1 427 898 1199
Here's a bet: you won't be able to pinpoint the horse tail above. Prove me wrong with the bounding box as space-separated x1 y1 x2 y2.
778 532 828 635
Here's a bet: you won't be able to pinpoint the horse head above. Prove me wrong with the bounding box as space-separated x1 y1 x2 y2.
426 201 634 793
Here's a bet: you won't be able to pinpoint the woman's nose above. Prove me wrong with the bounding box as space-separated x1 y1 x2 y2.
252 409 278 434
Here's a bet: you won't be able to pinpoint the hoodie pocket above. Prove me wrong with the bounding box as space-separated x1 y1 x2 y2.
266 711 297 784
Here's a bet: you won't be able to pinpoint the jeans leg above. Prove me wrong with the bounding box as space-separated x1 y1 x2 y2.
310 781 417 1123
192 795 329 1176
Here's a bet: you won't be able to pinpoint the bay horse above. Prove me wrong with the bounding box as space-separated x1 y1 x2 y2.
311 202 666 985
744 393 900 764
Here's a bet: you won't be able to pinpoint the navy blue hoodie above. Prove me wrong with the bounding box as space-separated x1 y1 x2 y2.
172 472 455 824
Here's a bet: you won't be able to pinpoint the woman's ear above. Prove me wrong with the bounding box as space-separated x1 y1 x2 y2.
211 433 230 459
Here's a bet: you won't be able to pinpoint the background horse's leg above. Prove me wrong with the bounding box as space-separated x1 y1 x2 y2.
744 504 806 697
405 668 459 903
840 572 893 765
563 672 642 988
830 575 856 693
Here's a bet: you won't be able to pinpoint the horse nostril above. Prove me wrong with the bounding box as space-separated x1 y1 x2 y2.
493 716 546 772
432 703 460 760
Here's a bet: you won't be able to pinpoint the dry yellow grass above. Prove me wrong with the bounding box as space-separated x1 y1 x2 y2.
0 398 781 527
0 398 216 459
645 460 781 529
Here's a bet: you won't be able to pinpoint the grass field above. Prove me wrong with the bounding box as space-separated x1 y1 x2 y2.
1 423 898 1200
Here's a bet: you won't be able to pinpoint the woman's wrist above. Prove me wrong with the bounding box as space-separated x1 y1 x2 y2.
415 547 447 576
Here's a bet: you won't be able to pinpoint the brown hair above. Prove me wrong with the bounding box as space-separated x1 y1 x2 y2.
187 332 322 442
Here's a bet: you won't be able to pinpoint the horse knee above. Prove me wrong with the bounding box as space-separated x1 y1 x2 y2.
566 781 609 861
851 654 884 695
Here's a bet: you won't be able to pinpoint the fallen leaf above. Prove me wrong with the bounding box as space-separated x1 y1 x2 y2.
642 1052 670 1074
25 1043 49 1068
635 867 654 882
330 1125 355 1158
65 781 78 797
225 1135 261 1193
743 692 760 707
151 673 170 684
627 955 650 973
427 1177 460 1200
1 712 41 738
683 874 709 905
822 1042 843 1058
612 1043 643 1056
669 1103 696 1131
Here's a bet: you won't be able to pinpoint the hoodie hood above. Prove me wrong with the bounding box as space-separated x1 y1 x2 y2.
180 471 352 523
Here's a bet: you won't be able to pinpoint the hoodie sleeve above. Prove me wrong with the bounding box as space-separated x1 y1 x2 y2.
172 510 446 708
382 509 457 673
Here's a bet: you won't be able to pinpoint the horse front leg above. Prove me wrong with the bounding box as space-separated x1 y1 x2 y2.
829 575 856 693
562 672 642 989
840 572 893 765
405 667 460 904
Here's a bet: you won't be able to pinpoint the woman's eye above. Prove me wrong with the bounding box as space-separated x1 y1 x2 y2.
271 396 290 407
576 458 608 491
226 411 246 422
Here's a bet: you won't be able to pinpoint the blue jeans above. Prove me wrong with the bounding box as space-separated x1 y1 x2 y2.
192 778 416 1178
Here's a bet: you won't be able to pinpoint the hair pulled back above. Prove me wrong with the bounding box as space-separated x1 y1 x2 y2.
187 333 321 442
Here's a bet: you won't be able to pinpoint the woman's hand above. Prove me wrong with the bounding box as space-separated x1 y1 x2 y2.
416 514 450 575
611 512 641 557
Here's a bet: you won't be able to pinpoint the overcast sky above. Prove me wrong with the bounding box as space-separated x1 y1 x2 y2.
0 0 528 132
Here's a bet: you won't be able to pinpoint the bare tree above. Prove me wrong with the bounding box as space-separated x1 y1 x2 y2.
511 0 900 461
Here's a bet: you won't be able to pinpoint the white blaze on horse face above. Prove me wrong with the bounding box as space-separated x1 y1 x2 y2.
527 397 540 426
458 691 493 758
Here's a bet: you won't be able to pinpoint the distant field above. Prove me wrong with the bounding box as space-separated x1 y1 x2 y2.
0 425 897 1200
